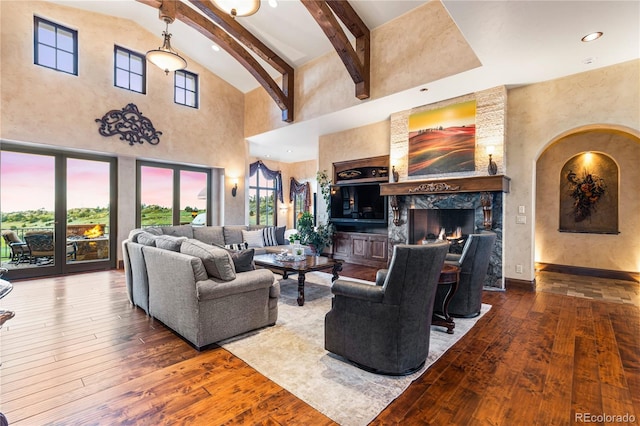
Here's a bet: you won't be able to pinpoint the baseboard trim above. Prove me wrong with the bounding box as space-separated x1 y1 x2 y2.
505 277 536 292
536 263 639 283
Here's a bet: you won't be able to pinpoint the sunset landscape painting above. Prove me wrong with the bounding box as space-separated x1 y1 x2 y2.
408 100 476 176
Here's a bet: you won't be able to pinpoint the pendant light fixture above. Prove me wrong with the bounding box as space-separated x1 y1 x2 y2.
146 17 187 75
211 0 260 18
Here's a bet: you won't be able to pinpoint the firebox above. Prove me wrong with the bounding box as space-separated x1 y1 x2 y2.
408 209 475 244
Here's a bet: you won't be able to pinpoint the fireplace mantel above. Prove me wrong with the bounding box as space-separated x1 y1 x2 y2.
380 175 510 196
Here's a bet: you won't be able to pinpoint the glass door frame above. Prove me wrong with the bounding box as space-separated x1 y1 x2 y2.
136 160 212 228
1 144 117 279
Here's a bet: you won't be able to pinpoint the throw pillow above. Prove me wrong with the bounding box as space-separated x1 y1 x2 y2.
262 226 278 247
154 235 188 252
225 242 249 251
242 229 265 248
230 248 256 273
275 226 286 245
180 239 236 281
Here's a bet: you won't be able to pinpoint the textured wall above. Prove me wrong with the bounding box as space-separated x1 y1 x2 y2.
507 60 640 280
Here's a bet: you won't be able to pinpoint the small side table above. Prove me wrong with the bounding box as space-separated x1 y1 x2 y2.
432 264 460 334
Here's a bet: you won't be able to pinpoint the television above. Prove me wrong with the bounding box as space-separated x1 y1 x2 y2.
330 184 387 225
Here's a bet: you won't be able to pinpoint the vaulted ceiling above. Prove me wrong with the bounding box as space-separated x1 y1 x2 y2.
50 1 639 162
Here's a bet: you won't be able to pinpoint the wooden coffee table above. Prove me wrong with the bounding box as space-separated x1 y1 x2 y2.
253 254 343 306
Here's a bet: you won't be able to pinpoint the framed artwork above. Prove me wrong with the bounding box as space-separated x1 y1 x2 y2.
559 152 619 234
408 100 476 176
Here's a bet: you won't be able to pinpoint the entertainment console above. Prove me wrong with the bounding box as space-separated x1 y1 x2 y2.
331 155 390 269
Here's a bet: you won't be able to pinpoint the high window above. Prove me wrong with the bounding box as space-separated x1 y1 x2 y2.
137 161 210 227
114 46 146 94
34 16 78 75
249 170 276 226
175 70 198 108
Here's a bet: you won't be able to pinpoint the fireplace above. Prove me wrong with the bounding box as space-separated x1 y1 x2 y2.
386 189 505 289
409 209 475 244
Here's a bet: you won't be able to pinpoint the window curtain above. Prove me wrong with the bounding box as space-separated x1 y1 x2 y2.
290 178 311 211
249 160 284 203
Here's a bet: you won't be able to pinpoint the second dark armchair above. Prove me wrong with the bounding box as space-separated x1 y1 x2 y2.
325 242 449 375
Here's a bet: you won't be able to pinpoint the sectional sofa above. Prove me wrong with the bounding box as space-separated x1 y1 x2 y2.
122 224 290 349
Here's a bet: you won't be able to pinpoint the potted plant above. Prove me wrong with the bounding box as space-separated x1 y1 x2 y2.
288 171 336 256
291 211 335 256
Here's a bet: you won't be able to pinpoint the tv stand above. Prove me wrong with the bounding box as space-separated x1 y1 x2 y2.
331 156 390 269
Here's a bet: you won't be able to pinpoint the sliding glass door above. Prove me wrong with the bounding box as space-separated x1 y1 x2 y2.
0 146 116 279
138 161 210 227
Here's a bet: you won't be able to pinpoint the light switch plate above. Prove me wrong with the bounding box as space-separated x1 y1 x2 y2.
518 205 526 214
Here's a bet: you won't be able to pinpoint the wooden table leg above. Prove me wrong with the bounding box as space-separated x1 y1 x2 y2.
297 272 306 306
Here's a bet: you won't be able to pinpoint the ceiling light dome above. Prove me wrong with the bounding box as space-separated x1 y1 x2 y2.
146 18 187 75
212 0 260 18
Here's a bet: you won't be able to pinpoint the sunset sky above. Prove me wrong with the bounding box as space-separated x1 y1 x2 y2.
408 100 476 132
1 152 206 213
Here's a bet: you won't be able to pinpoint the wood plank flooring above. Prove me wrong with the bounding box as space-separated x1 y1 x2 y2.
1 265 638 425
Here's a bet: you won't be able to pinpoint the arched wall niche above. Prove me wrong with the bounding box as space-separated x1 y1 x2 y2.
535 125 640 274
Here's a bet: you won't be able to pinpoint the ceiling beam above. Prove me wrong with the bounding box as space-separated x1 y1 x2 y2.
301 0 370 100
137 0 294 122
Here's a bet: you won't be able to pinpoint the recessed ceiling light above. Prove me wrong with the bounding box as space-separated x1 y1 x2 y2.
287 149 292 153
419 87 428 92
265 154 271 158
581 32 603 42
268 0 278 8
211 44 220 52
582 56 596 65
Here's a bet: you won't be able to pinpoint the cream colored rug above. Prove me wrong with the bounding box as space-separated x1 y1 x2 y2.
219 272 491 426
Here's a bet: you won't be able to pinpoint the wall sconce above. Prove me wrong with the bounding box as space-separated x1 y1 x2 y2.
487 145 498 176
231 179 238 197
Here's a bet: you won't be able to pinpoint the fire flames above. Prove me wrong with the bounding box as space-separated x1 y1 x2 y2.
83 224 104 239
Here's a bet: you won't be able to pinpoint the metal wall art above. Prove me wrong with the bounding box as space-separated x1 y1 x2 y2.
559 152 619 234
95 103 162 146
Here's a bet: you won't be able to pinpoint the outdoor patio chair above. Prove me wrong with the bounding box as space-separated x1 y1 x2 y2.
24 233 55 264
2 230 30 264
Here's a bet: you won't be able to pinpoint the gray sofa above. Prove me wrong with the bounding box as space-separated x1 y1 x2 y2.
122 224 284 349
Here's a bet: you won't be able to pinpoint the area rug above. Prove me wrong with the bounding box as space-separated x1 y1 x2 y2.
219 272 491 426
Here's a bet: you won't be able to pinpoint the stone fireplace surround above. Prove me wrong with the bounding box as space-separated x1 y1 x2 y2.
381 175 508 289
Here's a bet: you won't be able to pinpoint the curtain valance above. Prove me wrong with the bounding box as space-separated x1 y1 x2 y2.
290 178 311 211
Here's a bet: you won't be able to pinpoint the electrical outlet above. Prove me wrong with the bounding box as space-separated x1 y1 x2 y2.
516 215 527 224
516 264 523 274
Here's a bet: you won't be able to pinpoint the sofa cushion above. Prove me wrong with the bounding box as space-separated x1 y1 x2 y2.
154 235 188 252
180 239 236 281
275 226 286 245
160 224 194 239
230 248 256 273
193 226 225 246
145 227 163 236
136 231 158 246
242 229 265 248
223 225 248 244
262 226 278 246
225 242 249 251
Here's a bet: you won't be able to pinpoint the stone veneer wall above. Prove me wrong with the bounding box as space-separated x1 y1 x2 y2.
388 86 508 289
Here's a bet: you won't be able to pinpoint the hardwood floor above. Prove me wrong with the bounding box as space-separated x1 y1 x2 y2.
1 266 638 425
